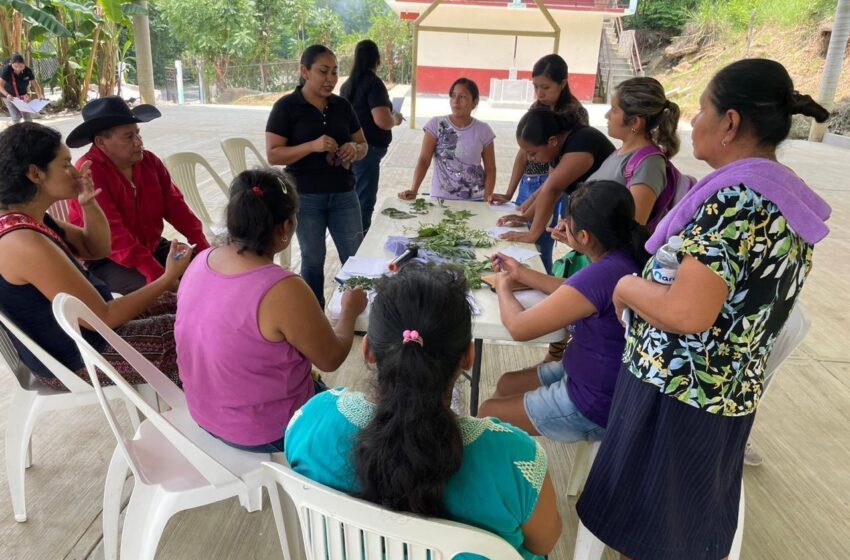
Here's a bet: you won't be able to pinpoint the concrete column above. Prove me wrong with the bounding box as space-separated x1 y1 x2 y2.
810 0 850 142
132 0 156 105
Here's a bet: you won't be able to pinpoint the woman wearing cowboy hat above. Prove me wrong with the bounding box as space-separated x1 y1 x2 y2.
66 96 210 294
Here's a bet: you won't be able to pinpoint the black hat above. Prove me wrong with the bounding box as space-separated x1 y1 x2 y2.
66 96 161 148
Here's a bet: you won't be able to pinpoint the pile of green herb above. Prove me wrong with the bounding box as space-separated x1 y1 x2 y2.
414 214 493 259
404 210 494 287
409 198 435 214
381 198 437 220
381 207 416 220
459 258 493 289
337 276 376 291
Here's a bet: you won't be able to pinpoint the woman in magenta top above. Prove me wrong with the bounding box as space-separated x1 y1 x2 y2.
175 168 367 453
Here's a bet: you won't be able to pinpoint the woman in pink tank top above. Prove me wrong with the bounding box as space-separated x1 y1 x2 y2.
175 169 367 453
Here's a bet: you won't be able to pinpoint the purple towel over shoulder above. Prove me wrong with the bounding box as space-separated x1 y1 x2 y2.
646 158 832 254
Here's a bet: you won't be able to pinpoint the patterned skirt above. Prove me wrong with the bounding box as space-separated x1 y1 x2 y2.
576 365 755 560
35 293 180 390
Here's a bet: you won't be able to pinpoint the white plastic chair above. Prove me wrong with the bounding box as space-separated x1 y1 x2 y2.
0 310 153 523
221 137 270 176
46 199 70 222
263 461 524 560
51 293 288 560
219 138 292 269
165 151 229 239
572 304 811 560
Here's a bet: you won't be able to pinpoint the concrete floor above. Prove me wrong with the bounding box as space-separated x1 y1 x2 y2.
0 101 848 559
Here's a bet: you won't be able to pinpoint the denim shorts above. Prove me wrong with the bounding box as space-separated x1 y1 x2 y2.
523 361 605 442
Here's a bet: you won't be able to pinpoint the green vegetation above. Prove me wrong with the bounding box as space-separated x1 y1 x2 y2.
338 276 376 291
155 0 411 94
642 0 839 120
688 0 834 32
0 0 143 108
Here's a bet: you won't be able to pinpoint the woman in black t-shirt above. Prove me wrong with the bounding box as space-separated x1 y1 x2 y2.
0 53 42 124
497 108 615 245
340 40 403 234
266 45 368 308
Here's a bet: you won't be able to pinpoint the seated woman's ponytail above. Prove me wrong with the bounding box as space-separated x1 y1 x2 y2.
568 180 650 268
353 265 472 516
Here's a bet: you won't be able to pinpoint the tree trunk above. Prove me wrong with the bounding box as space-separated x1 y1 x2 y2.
0 9 12 58
82 25 101 104
11 11 22 54
55 12 81 107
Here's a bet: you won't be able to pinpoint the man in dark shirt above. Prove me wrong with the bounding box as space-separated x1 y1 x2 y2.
1 53 41 124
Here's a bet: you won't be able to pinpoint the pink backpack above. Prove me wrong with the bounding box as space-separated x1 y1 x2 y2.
624 145 696 233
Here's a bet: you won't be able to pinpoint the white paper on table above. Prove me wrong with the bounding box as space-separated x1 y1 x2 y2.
499 246 539 263
392 97 404 114
487 226 526 238
327 289 377 322
487 202 519 212
514 289 550 309
467 293 482 316
11 98 48 114
336 256 389 280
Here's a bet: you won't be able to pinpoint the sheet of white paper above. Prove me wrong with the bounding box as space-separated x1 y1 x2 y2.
327 289 376 322
27 99 50 112
487 202 519 212
499 245 539 263
487 226 526 238
514 289 549 309
10 98 37 114
391 96 404 114
467 293 482 316
337 256 389 280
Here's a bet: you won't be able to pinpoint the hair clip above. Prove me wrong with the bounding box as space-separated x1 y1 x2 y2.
402 329 424 347
251 186 264 198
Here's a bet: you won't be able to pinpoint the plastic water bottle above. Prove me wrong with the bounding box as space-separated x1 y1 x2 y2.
651 236 683 285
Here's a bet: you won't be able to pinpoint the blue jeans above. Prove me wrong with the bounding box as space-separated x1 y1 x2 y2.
352 145 388 234
3 98 33 124
523 361 605 442
296 190 364 308
517 174 559 274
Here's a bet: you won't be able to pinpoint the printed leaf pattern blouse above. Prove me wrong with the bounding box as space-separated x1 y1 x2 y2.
624 185 813 416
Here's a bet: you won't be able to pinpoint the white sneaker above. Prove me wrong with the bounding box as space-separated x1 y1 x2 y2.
744 443 763 467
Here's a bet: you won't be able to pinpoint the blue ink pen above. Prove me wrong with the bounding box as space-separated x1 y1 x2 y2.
173 243 196 260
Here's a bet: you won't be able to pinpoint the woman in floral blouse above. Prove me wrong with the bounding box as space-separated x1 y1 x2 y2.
575 58 831 559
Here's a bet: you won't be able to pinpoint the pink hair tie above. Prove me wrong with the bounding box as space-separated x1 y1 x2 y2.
251 186 264 198
402 329 423 347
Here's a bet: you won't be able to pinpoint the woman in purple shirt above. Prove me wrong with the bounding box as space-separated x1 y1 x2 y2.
478 181 648 441
175 169 367 453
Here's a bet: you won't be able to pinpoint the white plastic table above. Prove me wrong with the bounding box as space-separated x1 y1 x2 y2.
327 198 565 415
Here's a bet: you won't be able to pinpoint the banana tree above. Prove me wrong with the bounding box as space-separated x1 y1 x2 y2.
0 0 137 108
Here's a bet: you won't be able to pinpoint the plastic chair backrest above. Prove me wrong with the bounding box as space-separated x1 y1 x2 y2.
763 304 811 390
46 200 70 223
51 293 243 490
263 462 524 560
165 152 229 224
221 137 270 176
0 309 92 393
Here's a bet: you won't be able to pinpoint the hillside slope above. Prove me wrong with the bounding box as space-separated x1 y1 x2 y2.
649 22 850 135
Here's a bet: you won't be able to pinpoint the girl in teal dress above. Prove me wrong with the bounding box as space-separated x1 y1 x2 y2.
285 265 562 559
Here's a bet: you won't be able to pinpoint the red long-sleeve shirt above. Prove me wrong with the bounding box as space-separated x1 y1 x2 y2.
68 146 210 283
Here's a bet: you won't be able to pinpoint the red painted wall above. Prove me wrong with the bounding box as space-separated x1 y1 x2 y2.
416 66 596 101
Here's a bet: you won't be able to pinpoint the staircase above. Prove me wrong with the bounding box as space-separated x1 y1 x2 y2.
596 16 644 102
